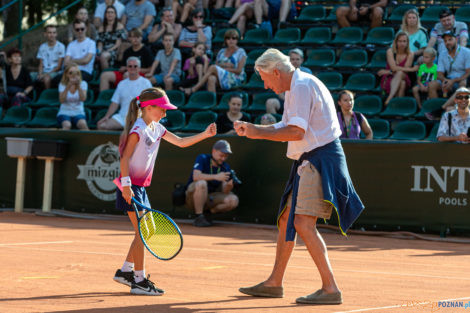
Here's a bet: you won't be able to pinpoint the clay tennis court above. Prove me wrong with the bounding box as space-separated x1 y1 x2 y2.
1 211 470 313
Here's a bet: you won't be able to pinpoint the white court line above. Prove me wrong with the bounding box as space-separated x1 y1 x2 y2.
0 241 73 246
3 245 470 281
335 296 470 313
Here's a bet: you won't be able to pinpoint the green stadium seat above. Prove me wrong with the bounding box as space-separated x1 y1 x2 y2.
415 98 446 118
89 89 115 108
421 6 449 24
368 118 390 139
183 91 216 110
29 89 60 107
84 89 95 106
331 27 363 45
390 120 426 140
247 92 278 112
25 107 59 128
380 97 417 118
85 107 92 123
364 27 395 46
243 72 265 90
316 71 343 91
0 106 32 126
246 49 266 67
295 5 326 23
425 122 440 141
333 49 368 68
181 111 217 132
214 91 249 111
455 6 470 23
366 49 387 69
240 28 271 44
301 27 332 45
343 72 376 91
212 7 236 23
88 109 107 129
166 90 186 108
354 95 382 116
304 48 335 68
270 28 301 45
388 4 417 23
164 110 186 132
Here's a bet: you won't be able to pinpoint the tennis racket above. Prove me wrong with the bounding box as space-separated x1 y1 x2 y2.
114 178 183 261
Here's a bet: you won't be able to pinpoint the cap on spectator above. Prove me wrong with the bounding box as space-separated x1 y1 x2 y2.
442 30 456 38
213 140 232 154
455 87 470 95
439 8 453 19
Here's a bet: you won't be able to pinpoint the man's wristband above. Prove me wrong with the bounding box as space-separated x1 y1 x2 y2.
121 176 132 187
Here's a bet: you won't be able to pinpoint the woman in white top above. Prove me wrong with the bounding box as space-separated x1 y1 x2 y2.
57 63 89 130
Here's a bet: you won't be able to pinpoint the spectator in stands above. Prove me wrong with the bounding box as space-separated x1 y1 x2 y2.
436 87 470 143
288 48 312 74
264 48 311 114
181 29 245 95
185 139 239 227
336 90 373 139
412 47 437 109
148 8 182 52
427 8 468 55
178 9 212 59
64 20 97 82
215 0 234 8
122 0 156 40
99 28 154 91
259 113 276 125
428 31 470 100
216 93 250 134
97 6 126 69
173 0 202 24
400 9 428 57
227 0 266 37
57 64 89 130
336 0 387 29
267 0 297 27
67 7 98 44
0 48 33 108
97 56 152 130
36 25 65 90
94 0 126 28
146 33 181 90
179 41 209 89
378 32 416 106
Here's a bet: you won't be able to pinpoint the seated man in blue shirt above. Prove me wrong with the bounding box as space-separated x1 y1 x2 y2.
185 140 239 227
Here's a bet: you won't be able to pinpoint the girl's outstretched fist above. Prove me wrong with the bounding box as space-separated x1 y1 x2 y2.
204 122 217 137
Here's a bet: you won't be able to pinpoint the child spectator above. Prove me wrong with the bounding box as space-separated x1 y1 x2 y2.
36 25 65 89
412 47 437 109
179 41 209 88
145 33 182 90
215 93 250 134
57 63 89 130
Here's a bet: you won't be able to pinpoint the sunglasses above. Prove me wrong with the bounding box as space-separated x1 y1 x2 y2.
194 15 204 19
75 27 85 32
127 65 138 68
225 36 238 40
456 95 470 100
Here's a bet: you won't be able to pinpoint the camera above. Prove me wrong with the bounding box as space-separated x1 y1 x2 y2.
229 169 242 186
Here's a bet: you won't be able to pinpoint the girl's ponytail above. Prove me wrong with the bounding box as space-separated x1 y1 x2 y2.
119 97 141 155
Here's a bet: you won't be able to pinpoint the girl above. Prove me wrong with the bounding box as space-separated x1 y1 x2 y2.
113 87 216 295
97 5 126 69
179 41 209 88
215 93 250 134
336 90 373 140
57 63 88 130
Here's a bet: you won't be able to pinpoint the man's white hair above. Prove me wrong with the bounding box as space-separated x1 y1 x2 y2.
126 56 141 67
255 48 295 74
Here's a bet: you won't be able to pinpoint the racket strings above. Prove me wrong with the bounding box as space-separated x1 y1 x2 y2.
139 211 182 260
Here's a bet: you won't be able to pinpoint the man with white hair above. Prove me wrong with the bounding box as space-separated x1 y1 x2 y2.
97 56 152 130
234 49 364 305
